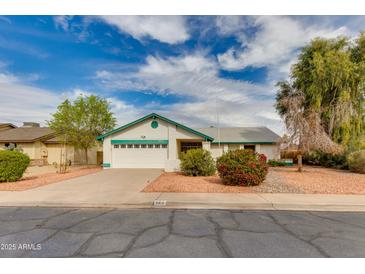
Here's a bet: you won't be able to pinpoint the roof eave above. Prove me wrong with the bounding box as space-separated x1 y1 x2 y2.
96 113 214 141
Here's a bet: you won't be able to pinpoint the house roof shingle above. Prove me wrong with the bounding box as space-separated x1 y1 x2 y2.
0 127 55 142
193 127 280 144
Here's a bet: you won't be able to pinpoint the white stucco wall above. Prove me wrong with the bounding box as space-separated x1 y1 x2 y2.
102 117 204 170
210 144 224 158
209 143 279 161
259 144 280 160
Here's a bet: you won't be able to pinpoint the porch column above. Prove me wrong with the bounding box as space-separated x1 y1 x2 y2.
256 144 261 153
202 141 211 152
239 144 244 149
223 144 229 153
167 124 177 160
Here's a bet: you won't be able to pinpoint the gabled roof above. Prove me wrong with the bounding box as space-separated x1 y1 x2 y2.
0 127 55 143
96 113 215 141
194 127 280 144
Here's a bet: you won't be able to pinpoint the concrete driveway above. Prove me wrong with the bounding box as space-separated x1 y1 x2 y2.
0 169 162 207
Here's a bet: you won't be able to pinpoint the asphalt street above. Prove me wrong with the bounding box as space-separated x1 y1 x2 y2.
0 207 365 257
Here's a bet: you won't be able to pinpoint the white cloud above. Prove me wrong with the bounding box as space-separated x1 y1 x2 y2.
54 16 72 32
99 16 189 44
0 77 61 125
95 52 283 133
96 53 269 104
0 72 140 127
217 16 349 72
62 88 142 125
215 16 250 44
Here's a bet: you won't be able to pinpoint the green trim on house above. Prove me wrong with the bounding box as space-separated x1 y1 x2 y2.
111 139 169 145
102 163 111 167
211 141 276 144
96 113 214 141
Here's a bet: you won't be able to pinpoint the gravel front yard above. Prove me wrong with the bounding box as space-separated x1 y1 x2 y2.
271 166 365 194
143 165 365 194
0 166 102 191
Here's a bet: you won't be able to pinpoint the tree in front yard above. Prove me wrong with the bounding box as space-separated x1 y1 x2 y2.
48 95 116 165
275 81 342 171
275 33 365 171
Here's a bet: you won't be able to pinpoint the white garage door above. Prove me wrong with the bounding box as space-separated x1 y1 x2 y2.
111 143 168 168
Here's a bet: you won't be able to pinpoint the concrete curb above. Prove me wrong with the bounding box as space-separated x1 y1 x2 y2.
1 201 365 212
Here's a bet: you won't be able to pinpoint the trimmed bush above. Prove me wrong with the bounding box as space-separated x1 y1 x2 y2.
180 148 216 176
267 159 286 167
347 150 365 174
0 150 30 182
216 149 268 186
303 150 348 169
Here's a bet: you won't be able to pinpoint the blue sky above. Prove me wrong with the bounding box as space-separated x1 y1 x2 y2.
1 16 365 134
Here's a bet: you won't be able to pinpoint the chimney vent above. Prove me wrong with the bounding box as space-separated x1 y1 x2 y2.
22 122 40 128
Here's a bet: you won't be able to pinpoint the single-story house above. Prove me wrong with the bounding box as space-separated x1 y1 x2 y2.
0 122 101 166
96 113 281 171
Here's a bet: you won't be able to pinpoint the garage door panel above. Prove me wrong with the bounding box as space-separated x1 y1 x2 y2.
112 146 167 168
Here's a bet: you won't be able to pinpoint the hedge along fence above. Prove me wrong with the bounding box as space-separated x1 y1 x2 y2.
216 149 268 186
0 150 30 182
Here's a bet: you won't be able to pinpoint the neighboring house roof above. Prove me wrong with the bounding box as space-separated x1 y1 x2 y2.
194 127 280 144
96 113 215 141
43 136 63 144
0 127 55 143
0 123 17 131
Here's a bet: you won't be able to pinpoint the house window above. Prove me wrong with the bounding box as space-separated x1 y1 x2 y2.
114 144 119 149
4 143 17 149
127 144 133 148
244 145 256 152
134 144 140 148
120 144 126 148
155 144 161 148
162 144 168 148
180 142 202 153
141 144 147 148
148 144 154 148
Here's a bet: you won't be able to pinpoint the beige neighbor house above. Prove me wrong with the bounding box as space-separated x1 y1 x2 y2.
0 122 101 166
96 113 281 171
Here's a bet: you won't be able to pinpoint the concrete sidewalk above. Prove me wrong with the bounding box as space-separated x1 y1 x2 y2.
1 190 365 211
153 193 365 211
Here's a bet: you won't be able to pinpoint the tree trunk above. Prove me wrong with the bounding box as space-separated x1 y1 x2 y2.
85 147 88 166
59 145 63 173
297 154 303 172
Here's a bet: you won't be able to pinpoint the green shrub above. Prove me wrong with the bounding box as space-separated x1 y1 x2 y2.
303 150 348 169
0 150 30 182
216 149 268 186
347 150 365 174
180 148 216 176
267 160 286 167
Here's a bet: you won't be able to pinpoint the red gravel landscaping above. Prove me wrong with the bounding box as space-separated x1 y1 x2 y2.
0 166 102 191
271 166 365 194
143 165 365 194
